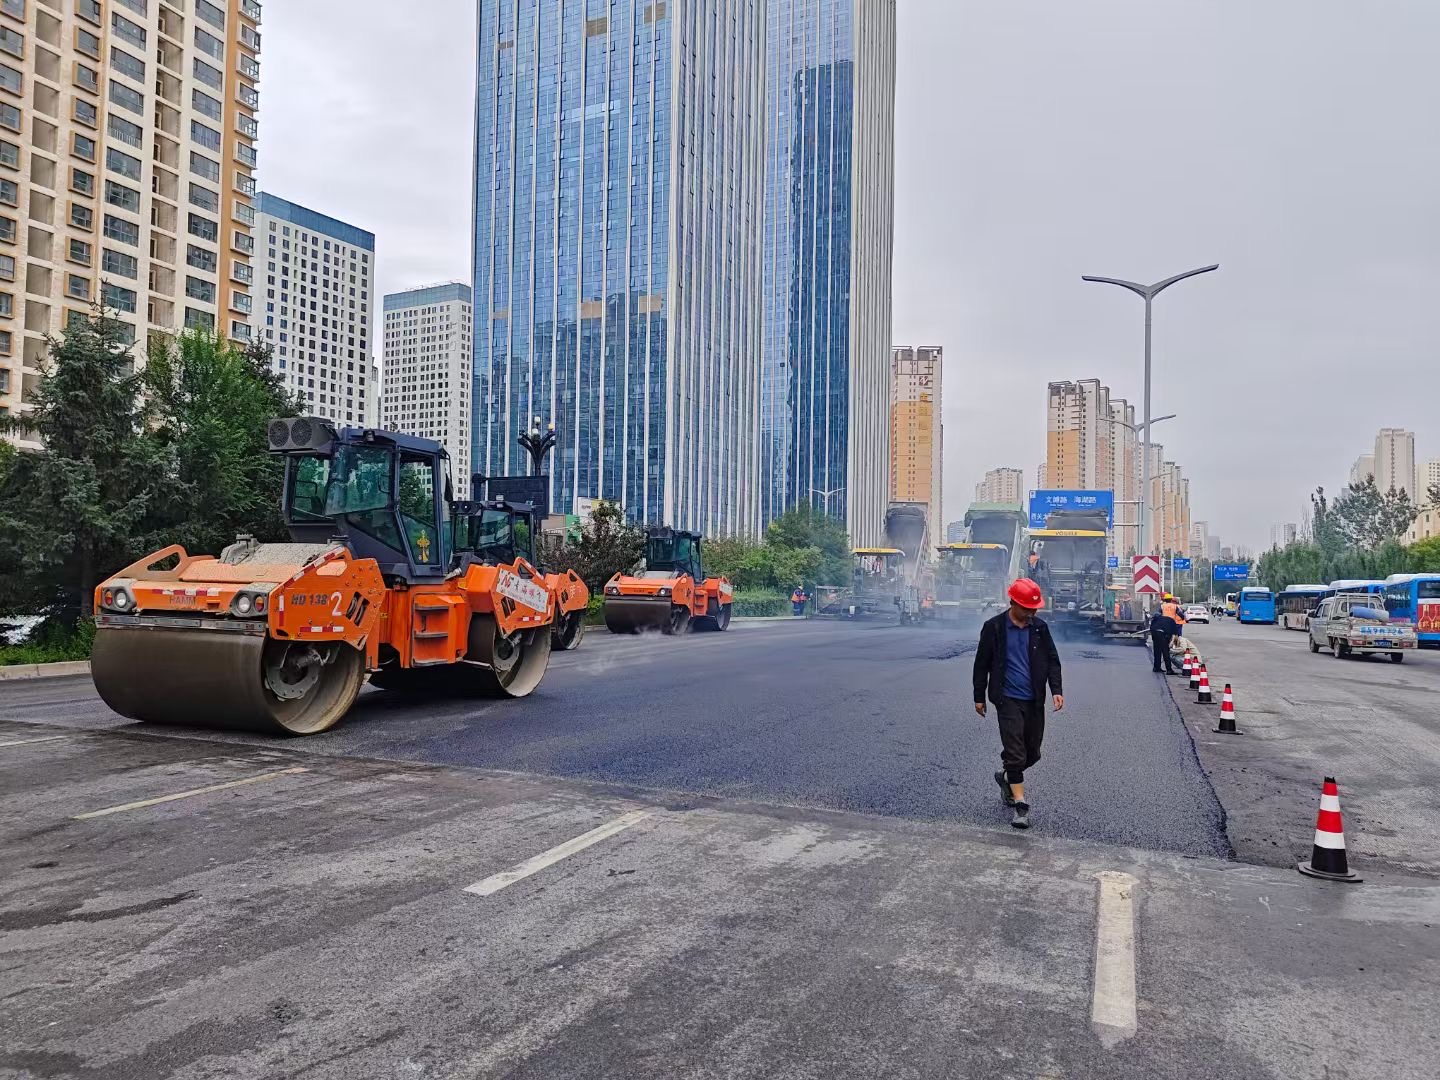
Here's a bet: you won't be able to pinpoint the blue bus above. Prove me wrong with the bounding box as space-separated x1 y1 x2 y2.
1236 587 1276 624
1320 579 1386 604
1383 574 1440 649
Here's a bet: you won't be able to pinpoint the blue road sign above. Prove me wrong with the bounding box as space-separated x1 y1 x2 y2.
1027 489 1115 530
1213 563 1249 581
1107 556 1119 568
1173 557 1192 571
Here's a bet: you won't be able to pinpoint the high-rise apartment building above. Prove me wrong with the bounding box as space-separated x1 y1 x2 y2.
1107 396 1139 558
975 466 1024 505
1268 522 1297 550
1349 452 1375 488
1153 458 1190 559
1374 427 1416 499
471 1 765 536
945 519 965 543
382 282 473 495
1 0 263 446
889 345 942 523
1036 463 1048 489
761 0 896 543
1418 458 1440 504
255 193 373 427
1189 520 1208 560
1046 380 1114 491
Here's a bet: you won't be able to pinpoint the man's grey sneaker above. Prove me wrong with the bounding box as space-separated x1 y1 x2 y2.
995 770 1016 806
1011 801 1031 829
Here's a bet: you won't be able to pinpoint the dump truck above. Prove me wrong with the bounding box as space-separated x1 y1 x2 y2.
602 527 733 634
91 417 562 736
885 502 931 623
850 547 908 618
934 543 1012 621
1026 508 1109 637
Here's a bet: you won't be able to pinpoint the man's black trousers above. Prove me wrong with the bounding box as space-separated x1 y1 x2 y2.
996 696 1045 784
1151 629 1175 673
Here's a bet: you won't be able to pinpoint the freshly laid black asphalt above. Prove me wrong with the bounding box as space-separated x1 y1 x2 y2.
3 618 1230 858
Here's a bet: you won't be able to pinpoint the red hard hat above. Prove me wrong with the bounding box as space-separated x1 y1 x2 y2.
1008 579 1044 610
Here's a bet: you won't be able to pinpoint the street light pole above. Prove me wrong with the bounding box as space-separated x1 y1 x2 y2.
1082 264 1218 556
809 486 845 517
1100 413 1175 560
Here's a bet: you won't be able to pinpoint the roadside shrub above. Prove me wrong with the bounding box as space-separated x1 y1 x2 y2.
732 589 789 618
0 617 94 666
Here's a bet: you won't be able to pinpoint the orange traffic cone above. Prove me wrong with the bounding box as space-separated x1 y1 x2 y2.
1298 777 1361 883
1188 658 1201 691
1215 684 1240 734
1196 666 1213 704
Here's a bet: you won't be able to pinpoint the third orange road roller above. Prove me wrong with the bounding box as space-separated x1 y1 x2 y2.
602 527 733 635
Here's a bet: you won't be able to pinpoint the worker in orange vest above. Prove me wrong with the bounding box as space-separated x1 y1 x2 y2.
791 585 808 617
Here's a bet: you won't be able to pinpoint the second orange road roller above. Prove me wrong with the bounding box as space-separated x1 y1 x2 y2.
91 417 565 735
602 527 733 635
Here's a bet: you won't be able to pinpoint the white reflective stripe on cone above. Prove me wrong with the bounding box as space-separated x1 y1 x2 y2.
1320 794 1341 812
1313 829 1347 849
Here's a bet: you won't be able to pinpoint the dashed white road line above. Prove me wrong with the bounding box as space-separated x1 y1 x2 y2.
72 766 309 820
1091 870 1139 1048
0 734 70 748
464 809 653 897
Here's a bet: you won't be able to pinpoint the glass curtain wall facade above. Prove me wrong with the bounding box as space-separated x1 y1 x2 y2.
761 0 895 544
473 0 764 535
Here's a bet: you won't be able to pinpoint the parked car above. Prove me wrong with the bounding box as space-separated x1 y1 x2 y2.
1308 593 1417 662
1184 604 1210 624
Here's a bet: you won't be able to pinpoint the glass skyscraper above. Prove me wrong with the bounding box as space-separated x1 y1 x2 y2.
472 1 765 535
761 0 896 543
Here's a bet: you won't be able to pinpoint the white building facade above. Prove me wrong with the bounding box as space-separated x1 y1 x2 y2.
975 467 1024 505
256 193 374 427
383 282 473 496
1374 427 1416 499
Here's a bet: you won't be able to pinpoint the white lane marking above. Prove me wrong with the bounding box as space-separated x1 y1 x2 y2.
0 735 70 748
463 809 653 897
73 766 309 820
1091 871 1139 1048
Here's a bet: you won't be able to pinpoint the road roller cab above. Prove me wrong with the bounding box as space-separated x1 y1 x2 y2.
90 417 559 736
602 527 733 635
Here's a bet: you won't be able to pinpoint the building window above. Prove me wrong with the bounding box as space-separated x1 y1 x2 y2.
0 27 22 60
0 102 18 132
101 248 138 279
73 132 96 161
0 328 10 356
192 88 222 121
186 244 217 272
106 148 142 181
190 120 221 151
101 282 137 314
184 307 215 331
0 291 11 317
193 57 222 90
0 62 19 95
73 98 98 127
107 114 142 148
69 203 93 230
0 253 12 280
68 239 92 266
105 180 140 212
196 0 225 29
185 275 215 303
189 152 220 182
0 138 15 169
75 28 100 59
69 59 102 95
108 80 144 115
70 167 94 196
194 28 224 60
102 213 140 246
76 0 101 21
0 214 13 242
187 213 218 242
66 273 90 299
188 183 218 213
109 47 145 83
0 177 15 206
111 13 146 50
115 0 147 15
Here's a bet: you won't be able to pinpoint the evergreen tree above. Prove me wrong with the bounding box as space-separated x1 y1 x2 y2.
0 310 165 620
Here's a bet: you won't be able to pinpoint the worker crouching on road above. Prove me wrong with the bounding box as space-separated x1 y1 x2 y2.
973 579 1064 830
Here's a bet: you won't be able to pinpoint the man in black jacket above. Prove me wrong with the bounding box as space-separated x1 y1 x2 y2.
973 578 1064 829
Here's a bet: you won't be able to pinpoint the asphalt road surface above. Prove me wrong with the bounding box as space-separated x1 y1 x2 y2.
4 617 1439 1079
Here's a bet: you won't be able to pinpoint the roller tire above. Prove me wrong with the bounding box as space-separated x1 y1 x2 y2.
661 605 691 636
552 608 587 651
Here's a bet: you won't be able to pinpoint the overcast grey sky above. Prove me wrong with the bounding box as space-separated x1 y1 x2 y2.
258 1 1440 552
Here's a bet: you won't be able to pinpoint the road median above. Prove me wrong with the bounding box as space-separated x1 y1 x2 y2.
0 660 91 681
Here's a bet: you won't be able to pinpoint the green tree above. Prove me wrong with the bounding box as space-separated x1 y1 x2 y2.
1409 536 1440 572
536 499 645 592
0 309 166 621
142 331 298 554
765 506 851 585
1330 477 1416 550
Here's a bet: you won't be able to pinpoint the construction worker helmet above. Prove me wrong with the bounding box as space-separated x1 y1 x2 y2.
1007 579 1044 610
1162 593 1174 601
